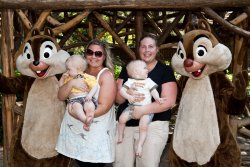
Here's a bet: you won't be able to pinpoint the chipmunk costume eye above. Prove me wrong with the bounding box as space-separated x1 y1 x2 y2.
178 48 184 59
40 41 57 60
177 42 186 59
196 45 207 57
193 36 212 60
23 42 34 60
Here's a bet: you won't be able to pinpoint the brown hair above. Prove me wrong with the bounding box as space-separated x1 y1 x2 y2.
139 33 159 47
139 33 162 61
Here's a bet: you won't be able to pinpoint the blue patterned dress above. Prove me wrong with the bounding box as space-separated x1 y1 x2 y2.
56 68 116 163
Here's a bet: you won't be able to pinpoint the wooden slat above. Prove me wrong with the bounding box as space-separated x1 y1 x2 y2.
53 9 91 35
158 11 185 45
1 9 15 167
15 9 32 30
1 0 250 10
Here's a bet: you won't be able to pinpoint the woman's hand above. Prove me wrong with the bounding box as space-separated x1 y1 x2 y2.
71 78 89 92
127 87 145 102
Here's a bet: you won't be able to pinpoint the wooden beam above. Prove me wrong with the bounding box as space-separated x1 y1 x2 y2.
202 7 250 38
230 12 248 25
15 9 32 30
58 26 77 47
53 9 91 36
158 11 185 45
93 11 136 60
88 21 94 39
33 10 52 31
118 30 135 37
47 16 64 26
159 42 177 50
115 12 134 33
1 0 250 10
96 30 107 40
145 13 162 35
244 7 250 21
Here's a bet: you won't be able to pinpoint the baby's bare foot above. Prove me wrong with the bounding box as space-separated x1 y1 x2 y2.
85 116 93 126
83 123 90 131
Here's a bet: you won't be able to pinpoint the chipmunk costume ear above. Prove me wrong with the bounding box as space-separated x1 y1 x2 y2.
32 28 40 36
197 19 211 31
44 27 54 37
185 19 211 33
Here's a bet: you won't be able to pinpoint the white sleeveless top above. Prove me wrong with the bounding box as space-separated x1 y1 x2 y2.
56 68 116 163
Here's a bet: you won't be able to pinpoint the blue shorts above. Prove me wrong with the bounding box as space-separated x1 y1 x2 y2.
67 96 98 109
123 104 154 122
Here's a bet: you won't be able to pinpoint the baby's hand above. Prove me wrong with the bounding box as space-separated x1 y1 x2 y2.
156 98 166 104
72 78 89 92
85 95 92 102
61 73 69 80
62 73 69 79
59 73 69 86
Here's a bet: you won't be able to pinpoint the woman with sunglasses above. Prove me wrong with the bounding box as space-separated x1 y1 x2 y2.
114 33 177 167
56 39 116 167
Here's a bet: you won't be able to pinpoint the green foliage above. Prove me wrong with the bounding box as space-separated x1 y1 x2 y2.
114 65 122 79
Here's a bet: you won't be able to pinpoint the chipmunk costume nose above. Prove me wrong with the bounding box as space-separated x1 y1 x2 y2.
184 58 193 67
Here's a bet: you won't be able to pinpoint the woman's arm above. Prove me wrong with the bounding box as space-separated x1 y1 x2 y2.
94 70 117 117
132 81 177 119
57 77 87 101
116 78 145 104
115 78 127 104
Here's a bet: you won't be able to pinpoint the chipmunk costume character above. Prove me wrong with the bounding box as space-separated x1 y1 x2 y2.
0 28 70 166
169 19 248 167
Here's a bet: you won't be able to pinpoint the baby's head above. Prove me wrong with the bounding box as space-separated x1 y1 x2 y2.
66 55 87 75
126 60 148 80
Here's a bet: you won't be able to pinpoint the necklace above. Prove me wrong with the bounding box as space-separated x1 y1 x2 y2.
147 60 157 72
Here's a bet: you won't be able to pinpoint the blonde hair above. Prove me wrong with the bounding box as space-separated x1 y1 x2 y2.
85 39 114 73
126 60 146 78
66 55 87 71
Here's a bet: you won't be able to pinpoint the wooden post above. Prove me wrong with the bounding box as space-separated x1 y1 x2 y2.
1 9 15 167
135 11 143 59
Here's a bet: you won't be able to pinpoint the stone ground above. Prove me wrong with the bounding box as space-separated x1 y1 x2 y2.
0 135 249 167
0 147 3 167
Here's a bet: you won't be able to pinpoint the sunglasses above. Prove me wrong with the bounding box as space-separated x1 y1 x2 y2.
86 49 103 58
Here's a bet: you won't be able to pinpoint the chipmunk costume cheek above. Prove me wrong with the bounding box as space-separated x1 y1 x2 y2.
169 19 247 167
